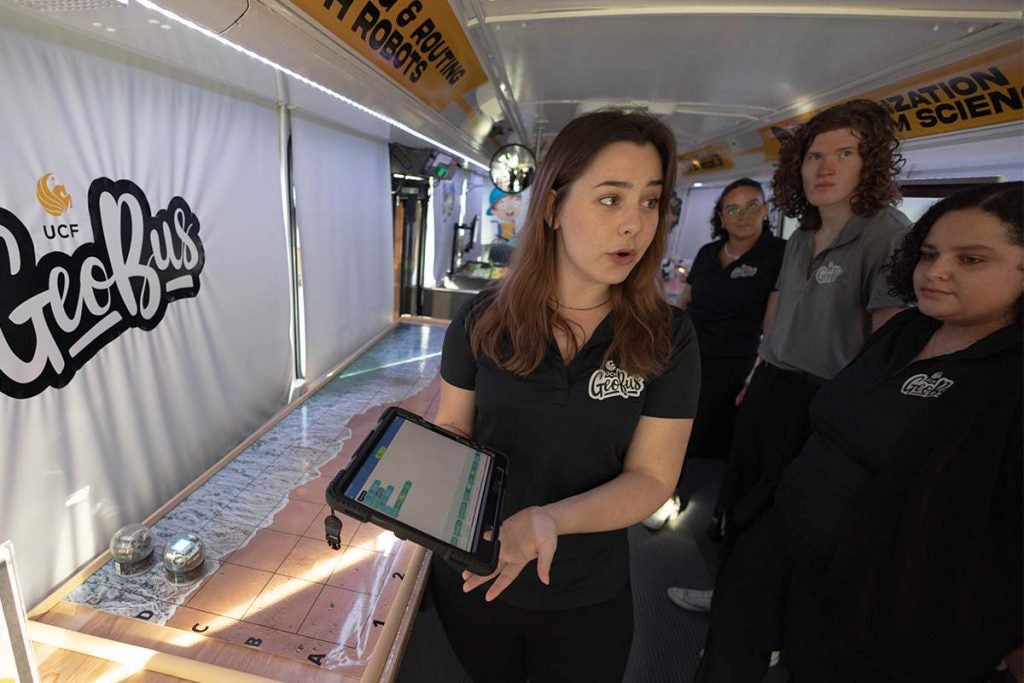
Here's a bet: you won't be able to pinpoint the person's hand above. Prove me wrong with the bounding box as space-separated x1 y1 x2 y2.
461 506 558 602
734 382 749 406
997 645 1023 682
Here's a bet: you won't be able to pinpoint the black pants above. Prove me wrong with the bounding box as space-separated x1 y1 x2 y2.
695 509 832 683
429 558 634 683
682 354 755 465
714 363 822 555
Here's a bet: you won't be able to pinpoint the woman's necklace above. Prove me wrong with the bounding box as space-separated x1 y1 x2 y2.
722 242 742 262
556 298 610 311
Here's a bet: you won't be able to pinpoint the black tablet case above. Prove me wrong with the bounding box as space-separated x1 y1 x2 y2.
324 406 507 575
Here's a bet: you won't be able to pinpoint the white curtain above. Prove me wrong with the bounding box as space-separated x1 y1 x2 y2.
291 115 393 383
0 21 293 607
431 167 464 284
666 187 721 265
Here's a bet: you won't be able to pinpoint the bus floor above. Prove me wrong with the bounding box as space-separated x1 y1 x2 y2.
397 458 788 682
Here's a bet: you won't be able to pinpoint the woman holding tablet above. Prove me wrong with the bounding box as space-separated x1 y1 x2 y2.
432 109 700 682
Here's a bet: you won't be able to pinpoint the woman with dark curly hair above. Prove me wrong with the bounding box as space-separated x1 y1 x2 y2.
696 181 1023 681
673 101 914 617
722 99 912 541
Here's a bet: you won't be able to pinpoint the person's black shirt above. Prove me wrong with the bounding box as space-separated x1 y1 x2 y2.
441 292 701 609
685 230 785 358
775 308 1022 680
777 308 1022 561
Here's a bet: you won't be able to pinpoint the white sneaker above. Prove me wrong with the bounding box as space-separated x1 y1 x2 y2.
667 587 713 612
642 495 681 530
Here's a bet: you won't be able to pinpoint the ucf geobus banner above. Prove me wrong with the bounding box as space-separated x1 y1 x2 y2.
290 0 489 112
0 16 293 608
759 41 1023 159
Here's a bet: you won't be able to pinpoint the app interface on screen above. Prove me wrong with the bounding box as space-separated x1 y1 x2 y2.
344 416 491 552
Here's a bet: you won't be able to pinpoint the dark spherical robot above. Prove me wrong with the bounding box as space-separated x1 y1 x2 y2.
162 532 206 585
109 523 155 577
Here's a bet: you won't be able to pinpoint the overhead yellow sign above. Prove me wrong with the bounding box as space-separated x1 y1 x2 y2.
291 0 489 112
758 41 1023 160
679 141 735 175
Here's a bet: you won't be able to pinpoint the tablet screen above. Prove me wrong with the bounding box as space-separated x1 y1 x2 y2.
342 415 492 552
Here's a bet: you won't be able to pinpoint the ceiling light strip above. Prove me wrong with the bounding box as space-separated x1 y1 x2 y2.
470 6 1023 25
133 0 488 171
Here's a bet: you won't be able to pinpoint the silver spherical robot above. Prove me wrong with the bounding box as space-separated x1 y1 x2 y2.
162 532 206 585
109 523 155 576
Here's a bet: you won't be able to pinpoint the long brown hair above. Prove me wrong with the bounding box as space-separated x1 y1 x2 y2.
772 99 904 231
469 109 678 378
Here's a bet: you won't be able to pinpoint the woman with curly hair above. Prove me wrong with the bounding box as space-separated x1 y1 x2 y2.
430 109 700 682
672 100 912 617
724 99 911 540
697 181 1023 681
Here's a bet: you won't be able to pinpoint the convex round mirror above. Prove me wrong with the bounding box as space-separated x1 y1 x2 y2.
489 143 536 194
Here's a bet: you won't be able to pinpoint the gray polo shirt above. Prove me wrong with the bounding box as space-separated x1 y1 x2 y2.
760 206 911 379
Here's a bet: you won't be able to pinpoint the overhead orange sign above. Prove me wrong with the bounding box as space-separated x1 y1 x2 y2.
758 41 1023 160
679 141 735 175
291 0 489 112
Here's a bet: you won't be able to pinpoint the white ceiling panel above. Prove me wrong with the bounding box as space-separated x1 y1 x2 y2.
1 0 1019 175
473 12 1017 151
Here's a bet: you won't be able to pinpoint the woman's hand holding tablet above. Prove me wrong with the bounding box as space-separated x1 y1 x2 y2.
325 407 508 575
460 505 558 601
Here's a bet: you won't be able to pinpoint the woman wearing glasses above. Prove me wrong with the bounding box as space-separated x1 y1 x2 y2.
696 181 1023 682
645 179 783 533
669 100 912 618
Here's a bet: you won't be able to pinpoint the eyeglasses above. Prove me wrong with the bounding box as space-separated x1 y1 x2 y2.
723 199 764 217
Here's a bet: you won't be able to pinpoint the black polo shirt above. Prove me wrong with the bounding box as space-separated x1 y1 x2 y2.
441 293 700 609
686 230 785 358
775 308 1023 561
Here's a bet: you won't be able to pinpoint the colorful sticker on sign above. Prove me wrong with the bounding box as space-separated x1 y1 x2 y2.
291 0 489 113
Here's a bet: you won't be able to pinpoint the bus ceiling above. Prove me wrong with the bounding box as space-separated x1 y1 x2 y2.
6 0 1022 182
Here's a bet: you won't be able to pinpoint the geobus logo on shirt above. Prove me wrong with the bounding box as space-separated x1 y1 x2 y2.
815 261 843 284
588 360 645 401
0 176 206 399
900 371 954 398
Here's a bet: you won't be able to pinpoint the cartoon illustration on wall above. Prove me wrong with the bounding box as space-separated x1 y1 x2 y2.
440 180 456 225
486 188 523 242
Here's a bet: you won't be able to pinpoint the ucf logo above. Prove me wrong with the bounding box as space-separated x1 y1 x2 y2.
588 360 645 401
37 172 81 239
36 173 72 216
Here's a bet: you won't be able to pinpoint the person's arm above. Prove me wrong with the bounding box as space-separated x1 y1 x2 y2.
733 289 778 405
677 283 692 309
997 645 1023 682
869 305 903 332
762 290 779 338
434 379 475 438
463 416 693 600
865 219 910 334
